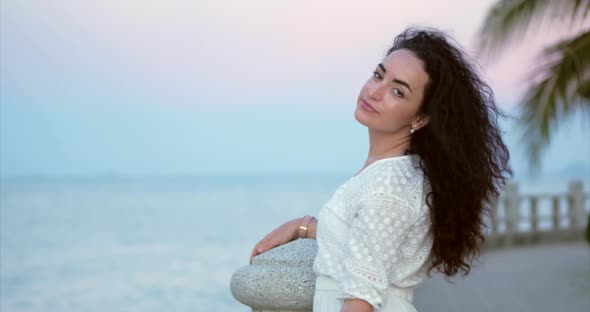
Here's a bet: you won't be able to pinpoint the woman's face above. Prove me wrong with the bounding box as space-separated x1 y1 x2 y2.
355 48 430 134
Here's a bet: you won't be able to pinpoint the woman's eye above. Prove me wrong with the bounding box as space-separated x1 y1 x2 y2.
393 88 404 97
372 71 382 79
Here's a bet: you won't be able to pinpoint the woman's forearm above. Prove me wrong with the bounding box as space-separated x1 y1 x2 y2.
341 299 373 312
309 217 317 239
297 216 318 239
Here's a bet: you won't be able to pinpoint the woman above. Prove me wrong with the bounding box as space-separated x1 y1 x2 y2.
250 27 512 312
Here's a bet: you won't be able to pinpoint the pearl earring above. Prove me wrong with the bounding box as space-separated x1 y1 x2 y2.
410 128 416 134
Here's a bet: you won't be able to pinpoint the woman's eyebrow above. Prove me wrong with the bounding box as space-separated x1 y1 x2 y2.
377 63 413 94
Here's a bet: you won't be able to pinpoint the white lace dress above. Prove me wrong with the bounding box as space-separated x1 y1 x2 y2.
313 155 433 312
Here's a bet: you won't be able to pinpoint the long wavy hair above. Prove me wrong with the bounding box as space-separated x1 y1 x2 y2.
388 28 512 277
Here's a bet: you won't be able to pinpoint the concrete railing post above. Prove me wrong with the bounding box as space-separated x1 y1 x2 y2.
231 239 317 312
568 180 585 229
504 183 520 246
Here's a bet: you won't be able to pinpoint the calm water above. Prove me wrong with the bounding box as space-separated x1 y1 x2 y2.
0 175 345 312
1 175 588 311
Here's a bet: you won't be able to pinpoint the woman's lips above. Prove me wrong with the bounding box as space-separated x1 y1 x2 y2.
360 100 378 113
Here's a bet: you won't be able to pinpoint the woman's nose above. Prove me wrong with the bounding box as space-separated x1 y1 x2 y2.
367 83 385 100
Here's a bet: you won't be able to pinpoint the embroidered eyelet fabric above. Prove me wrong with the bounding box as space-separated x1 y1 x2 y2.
313 155 433 312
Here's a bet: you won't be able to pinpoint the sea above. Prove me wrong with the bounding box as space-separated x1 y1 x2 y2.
1 174 589 312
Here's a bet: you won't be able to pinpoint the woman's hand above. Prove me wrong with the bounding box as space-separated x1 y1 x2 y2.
249 218 301 263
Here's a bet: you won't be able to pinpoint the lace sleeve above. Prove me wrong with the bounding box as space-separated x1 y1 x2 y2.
337 194 415 311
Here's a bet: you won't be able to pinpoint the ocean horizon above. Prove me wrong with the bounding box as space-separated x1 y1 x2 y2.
1 174 589 311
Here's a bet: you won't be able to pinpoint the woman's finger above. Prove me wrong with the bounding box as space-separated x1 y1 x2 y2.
250 239 270 262
250 246 260 263
250 223 294 263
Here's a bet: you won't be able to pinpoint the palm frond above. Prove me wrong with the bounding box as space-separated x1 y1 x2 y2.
573 0 590 20
519 30 590 171
478 0 590 59
577 77 590 100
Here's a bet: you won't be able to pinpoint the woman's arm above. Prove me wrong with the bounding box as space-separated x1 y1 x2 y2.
303 216 318 239
249 216 318 262
341 299 374 312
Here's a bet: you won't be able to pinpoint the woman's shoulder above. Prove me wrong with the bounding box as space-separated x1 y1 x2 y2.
361 154 423 186
357 154 425 204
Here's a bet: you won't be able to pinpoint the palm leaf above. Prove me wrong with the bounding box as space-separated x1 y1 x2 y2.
573 0 590 20
519 31 590 170
577 77 590 100
478 0 590 59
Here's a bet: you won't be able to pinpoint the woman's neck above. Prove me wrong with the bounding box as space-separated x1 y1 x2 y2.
365 128 411 165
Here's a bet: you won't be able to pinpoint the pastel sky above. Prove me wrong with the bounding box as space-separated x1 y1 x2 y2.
1 0 589 179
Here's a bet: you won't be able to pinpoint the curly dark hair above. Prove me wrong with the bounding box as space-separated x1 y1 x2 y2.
387 28 512 277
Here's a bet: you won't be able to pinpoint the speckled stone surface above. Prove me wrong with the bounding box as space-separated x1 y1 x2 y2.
231 239 317 312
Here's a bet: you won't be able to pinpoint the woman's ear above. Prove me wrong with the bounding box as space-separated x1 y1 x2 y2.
413 114 430 130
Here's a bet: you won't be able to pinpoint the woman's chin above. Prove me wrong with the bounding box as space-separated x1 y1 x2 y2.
354 108 370 127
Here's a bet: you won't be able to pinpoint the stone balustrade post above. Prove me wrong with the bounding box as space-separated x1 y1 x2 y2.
231 239 317 312
568 180 585 229
503 183 520 246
